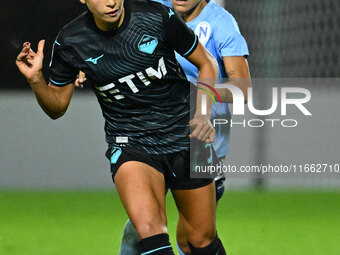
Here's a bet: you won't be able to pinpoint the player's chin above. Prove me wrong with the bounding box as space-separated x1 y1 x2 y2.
172 4 189 13
103 15 121 23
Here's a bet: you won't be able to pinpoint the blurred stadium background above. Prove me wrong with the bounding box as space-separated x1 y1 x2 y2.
1 0 339 254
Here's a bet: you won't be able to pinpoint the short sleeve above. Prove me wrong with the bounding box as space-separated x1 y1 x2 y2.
160 5 199 57
48 34 78 86
213 14 249 58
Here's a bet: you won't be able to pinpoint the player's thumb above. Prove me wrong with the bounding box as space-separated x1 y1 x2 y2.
37 40 45 57
78 71 86 82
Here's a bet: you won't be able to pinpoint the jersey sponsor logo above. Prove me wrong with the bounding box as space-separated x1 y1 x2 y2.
168 8 175 18
110 147 122 164
194 22 211 45
85 54 104 65
138 35 158 54
95 57 168 101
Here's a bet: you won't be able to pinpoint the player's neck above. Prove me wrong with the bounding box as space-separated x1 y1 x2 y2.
94 8 125 32
179 1 207 23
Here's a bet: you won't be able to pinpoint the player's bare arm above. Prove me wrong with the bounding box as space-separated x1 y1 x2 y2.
186 42 218 143
217 56 251 103
16 40 74 119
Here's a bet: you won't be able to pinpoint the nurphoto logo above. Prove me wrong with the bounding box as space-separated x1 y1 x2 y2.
200 83 312 128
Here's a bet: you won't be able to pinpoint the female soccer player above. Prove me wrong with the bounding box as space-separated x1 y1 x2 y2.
173 0 250 253
117 0 250 254
16 0 226 254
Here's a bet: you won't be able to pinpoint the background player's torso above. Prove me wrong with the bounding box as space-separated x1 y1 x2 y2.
174 0 249 157
175 0 249 79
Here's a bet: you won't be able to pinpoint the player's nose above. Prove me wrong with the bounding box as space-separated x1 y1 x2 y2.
105 0 116 8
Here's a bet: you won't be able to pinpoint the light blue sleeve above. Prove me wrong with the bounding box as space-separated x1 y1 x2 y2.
213 13 249 58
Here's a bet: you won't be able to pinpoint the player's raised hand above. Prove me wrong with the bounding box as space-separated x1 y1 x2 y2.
189 115 216 143
16 40 45 83
75 71 87 88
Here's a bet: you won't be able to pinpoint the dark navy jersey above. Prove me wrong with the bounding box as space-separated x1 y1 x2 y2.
49 0 199 154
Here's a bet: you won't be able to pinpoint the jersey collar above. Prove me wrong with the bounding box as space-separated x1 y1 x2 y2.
186 0 214 26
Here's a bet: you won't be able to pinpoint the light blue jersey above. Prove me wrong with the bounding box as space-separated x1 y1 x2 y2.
176 0 249 158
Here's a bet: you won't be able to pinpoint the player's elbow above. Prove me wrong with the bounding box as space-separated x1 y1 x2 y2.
48 113 62 120
42 102 69 120
49 113 63 120
46 109 66 120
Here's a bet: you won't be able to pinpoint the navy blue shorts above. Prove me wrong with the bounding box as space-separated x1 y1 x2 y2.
105 144 215 190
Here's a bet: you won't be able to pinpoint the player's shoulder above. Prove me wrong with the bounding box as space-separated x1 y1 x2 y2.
204 1 237 26
56 11 89 43
200 1 242 37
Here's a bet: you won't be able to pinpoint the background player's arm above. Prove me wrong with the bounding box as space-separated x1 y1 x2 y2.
16 40 74 119
204 11 251 103
186 42 219 143
220 56 251 103
161 4 218 143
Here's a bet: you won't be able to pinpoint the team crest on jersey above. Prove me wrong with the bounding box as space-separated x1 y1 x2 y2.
195 22 211 45
138 35 158 54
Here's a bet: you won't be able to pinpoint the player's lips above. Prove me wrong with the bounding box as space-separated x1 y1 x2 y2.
174 0 188 6
106 9 119 17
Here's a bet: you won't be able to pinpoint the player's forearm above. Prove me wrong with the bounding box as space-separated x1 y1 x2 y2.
195 61 218 117
216 78 251 103
220 57 251 103
27 72 71 119
195 83 213 117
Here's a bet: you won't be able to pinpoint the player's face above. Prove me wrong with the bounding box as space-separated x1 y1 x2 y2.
172 0 203 15
80 0 125 31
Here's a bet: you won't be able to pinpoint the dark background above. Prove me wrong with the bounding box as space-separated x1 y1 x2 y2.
1 0 339 89
0 0 86 89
